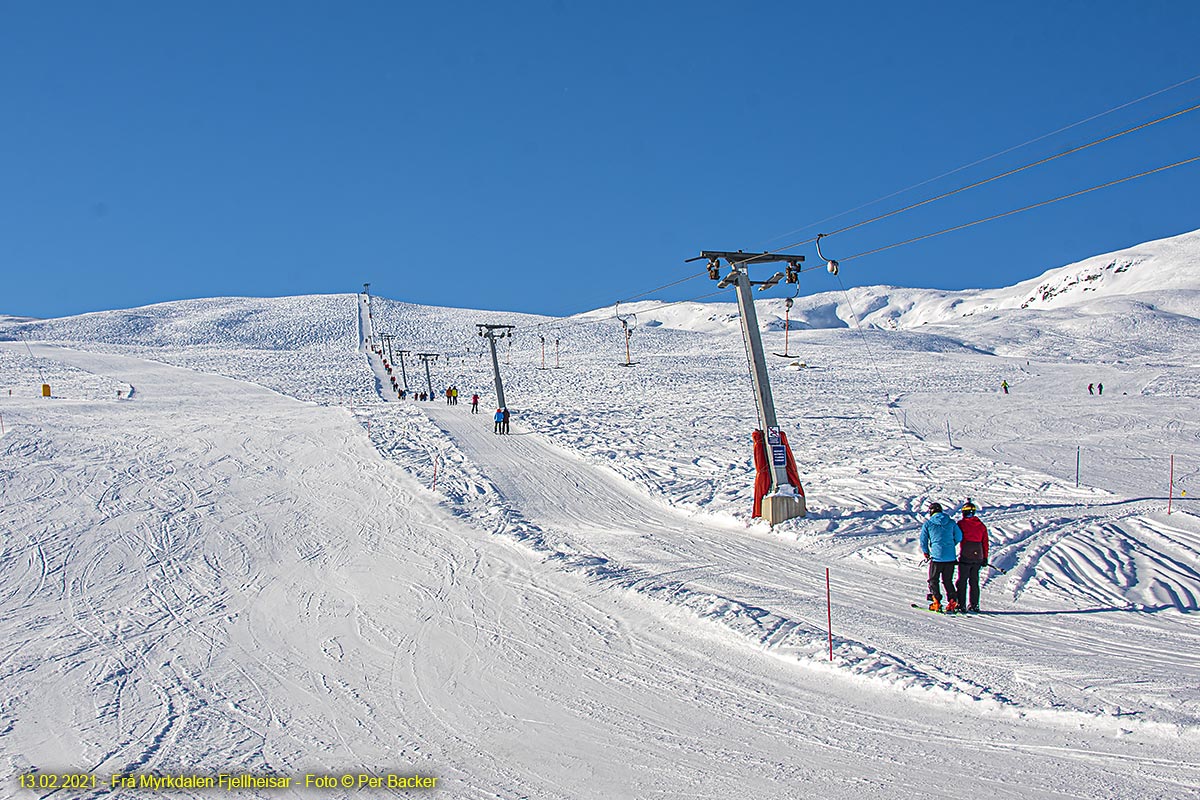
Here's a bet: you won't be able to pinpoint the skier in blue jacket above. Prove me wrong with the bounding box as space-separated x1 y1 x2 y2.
920 502 962 612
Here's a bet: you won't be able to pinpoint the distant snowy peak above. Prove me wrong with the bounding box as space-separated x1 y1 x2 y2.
610 228 1200 336
1013 255 1145 308
971 228 1200 314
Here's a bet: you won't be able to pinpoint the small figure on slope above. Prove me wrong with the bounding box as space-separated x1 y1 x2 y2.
1001 380 1009 395
921 502 962 613
471 393 480 414
955 499 989 613
1088 383 1094 395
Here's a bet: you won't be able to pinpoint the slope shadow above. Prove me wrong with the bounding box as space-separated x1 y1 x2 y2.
982 603 1195 617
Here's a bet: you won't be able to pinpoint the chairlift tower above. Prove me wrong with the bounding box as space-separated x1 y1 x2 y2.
693 249 808 524
477 324 516 409
416 353 438 401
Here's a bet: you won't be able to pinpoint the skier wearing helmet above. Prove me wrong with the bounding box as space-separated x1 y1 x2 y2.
955 499 989 612
920 502 962 612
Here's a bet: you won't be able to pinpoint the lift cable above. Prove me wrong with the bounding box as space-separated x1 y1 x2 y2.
730 97 1200 271
832 274 926 478
761 69 1200 247
840 153 1200 264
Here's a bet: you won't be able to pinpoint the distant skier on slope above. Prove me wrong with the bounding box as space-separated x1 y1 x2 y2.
1001 380 1009 394
955 499 989 613
1098 382 1104 396
920 502 962 613
471 393 480 413
502 407 511 434
1088 383 1094 395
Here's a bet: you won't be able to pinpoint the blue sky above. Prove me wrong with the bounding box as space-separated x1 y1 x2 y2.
2 1 1198 319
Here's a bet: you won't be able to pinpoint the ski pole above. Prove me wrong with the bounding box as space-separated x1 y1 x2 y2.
985 562 1008 575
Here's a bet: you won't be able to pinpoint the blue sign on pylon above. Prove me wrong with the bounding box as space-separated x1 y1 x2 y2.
771 444 787 467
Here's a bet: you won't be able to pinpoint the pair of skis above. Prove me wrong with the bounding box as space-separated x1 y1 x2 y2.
910 603 983 614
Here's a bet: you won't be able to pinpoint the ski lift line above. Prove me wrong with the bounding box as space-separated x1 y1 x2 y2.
832 273 925 477
759 69 1200 248
615 269 711 305
840 153 1200 264
815 99 1200 244
728 96 1200 272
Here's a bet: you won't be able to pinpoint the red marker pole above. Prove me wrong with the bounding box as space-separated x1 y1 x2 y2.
826 567 833 662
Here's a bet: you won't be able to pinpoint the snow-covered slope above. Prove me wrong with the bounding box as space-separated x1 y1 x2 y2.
1 231 1199 798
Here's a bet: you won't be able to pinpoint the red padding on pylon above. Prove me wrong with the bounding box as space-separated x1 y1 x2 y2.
751 429 805 519
752 430 770 518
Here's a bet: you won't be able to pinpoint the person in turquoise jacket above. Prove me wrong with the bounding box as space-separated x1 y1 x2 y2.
920 502 962 612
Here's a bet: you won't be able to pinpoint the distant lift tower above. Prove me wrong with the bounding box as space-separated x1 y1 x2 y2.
694 250 807 524
477 324 516 409
396 349 411 390
417 353 439 400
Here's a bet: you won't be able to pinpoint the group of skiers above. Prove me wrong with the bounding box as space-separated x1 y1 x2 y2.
920 499 990 613
1087 382 1105 395
494 407 511 434
444 386 461 405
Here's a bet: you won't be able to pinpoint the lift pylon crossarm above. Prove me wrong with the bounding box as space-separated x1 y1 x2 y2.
691 250 807 267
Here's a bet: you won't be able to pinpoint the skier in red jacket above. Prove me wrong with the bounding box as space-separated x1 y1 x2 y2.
955 499 989 612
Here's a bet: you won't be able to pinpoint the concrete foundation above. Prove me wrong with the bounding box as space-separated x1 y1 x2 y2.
762 492 806 525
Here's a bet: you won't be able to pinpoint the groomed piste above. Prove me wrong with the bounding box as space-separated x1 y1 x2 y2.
1 230 1198 798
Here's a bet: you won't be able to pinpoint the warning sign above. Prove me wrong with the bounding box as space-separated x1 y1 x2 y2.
766 426 781 445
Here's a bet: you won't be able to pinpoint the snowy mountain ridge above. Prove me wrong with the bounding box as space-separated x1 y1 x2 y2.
616 228 1200 337
1 229 1197 366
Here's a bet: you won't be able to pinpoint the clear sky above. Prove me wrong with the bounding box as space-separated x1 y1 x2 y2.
2 1 1198 319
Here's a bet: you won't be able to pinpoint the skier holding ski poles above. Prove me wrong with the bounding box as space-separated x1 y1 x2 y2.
920 502 962 613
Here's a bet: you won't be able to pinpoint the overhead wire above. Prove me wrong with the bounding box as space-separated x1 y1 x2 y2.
761 70 1200 247
831 274 925 477
840 153 1200 264
730 95 1200 271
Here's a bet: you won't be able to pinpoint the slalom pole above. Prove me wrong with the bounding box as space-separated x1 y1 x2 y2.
431 453 440 491
826 567 833 662
1168 454 1174 515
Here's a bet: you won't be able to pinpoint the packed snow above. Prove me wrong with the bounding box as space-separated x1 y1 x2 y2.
1 229 1199 798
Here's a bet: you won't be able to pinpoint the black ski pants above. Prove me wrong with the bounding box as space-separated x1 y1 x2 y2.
927 561 956 603
956 562 983 610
